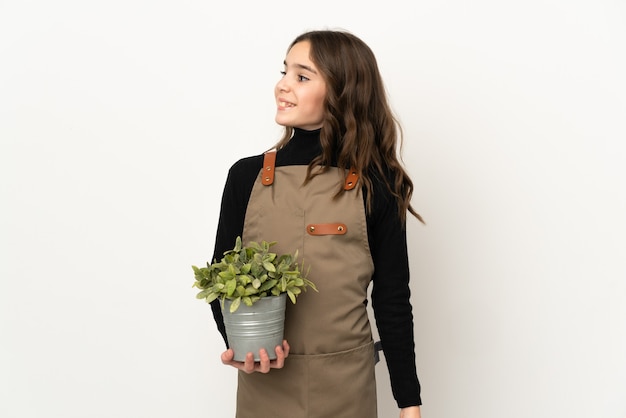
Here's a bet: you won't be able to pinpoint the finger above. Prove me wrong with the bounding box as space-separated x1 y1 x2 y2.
282 340 290 357
221 349 251 372
272 344 285 369
242 352 256 374
257 348 271 373
221 349 235 365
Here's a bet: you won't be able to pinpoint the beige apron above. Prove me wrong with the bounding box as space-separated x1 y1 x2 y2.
236 151 377 418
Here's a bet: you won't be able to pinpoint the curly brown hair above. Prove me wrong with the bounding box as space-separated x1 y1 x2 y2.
274 30 423 224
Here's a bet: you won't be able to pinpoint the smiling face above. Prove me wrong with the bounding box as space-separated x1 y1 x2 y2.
274 41 327 130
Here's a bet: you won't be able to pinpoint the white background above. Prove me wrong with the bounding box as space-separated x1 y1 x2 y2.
1 1 625 417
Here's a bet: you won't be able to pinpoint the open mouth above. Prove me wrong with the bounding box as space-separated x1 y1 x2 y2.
278 100 295 108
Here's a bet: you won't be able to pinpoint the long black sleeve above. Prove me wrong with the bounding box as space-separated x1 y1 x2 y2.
209 155 264 346
368 177 422 407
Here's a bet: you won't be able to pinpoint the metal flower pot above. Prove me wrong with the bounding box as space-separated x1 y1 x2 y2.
222 293 287 362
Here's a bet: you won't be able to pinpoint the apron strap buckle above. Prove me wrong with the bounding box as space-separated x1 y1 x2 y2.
262 150 277 186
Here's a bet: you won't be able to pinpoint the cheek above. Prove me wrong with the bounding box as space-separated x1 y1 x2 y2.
313 90 326 114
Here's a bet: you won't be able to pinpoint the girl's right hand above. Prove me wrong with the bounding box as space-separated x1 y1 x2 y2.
220 340 290 374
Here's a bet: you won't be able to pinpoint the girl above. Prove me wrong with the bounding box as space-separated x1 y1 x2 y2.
210 29 423 418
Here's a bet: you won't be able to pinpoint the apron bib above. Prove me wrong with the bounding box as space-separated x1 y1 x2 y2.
236 152 377 418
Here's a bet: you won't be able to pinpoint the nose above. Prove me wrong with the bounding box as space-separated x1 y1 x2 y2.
275 76 290 93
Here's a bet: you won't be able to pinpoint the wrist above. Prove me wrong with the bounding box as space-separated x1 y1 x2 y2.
400 405 421 418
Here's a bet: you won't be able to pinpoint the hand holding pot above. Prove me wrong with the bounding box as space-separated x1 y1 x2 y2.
221 340 290 374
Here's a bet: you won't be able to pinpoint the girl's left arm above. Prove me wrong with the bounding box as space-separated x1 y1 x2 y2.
400 406 421 418
367 177 422 407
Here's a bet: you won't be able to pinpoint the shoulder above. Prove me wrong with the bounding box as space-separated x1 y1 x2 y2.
225 154 265 182
367 168 395 206
364 167 405 231
229 154 264 174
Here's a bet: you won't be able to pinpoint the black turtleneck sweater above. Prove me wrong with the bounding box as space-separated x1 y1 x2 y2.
210 128 422 408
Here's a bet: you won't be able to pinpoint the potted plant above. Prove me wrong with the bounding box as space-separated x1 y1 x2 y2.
192 236 317 361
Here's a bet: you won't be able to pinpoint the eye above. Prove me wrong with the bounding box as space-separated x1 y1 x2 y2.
279 71 310 82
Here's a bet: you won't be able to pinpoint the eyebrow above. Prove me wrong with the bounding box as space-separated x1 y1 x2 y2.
283 60 318 74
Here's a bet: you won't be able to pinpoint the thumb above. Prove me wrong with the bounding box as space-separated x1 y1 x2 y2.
221 348 234 364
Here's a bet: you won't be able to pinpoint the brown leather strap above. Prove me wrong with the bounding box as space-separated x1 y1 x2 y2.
261 150 277 186
306 223 348 235
344 168 358 190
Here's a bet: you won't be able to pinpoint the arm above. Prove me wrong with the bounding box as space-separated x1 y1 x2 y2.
210 156 263 346
368 181 422 408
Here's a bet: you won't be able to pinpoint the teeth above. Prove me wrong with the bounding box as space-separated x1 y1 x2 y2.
279 101 293 107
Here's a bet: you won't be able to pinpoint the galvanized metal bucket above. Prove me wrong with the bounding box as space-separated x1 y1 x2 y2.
222 293 287 362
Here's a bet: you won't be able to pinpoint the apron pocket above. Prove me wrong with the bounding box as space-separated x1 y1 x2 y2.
236 341 378 418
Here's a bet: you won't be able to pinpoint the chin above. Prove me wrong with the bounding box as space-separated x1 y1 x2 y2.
275 116 292 127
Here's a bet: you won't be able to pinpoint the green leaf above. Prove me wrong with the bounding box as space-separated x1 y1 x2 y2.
205 292 219 303
288 286 301 295
230 297 241 312
252 278 261 289
219 270 235 280
237 275 251 286
234 236 242 252
305 279 318 292
244 285 258 296
263 261 276 272
226 279 236 296
259 279 277 292
235 285 246 296
287 289 296 304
